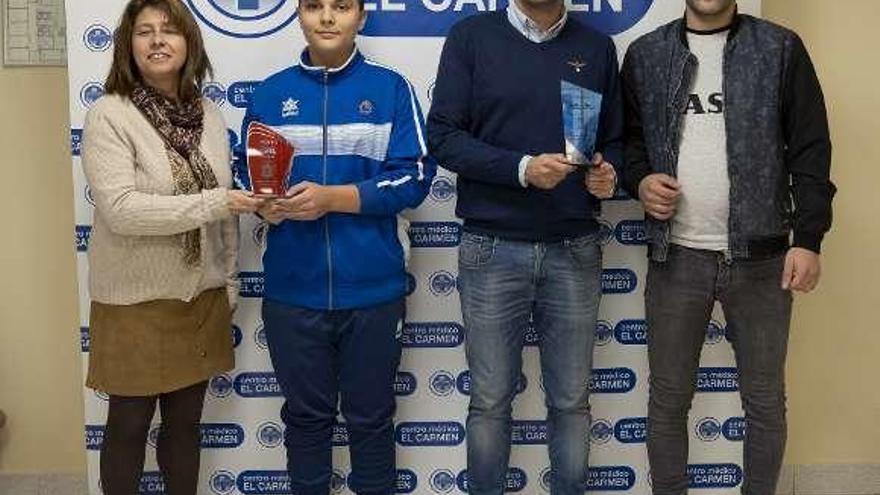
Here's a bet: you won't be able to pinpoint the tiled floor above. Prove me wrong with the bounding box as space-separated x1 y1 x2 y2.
1 465 878 495
0 474 87 495
796 465 880 495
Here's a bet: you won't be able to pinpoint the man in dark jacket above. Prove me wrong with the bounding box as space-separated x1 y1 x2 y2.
427 0 624 492
621 1 835 494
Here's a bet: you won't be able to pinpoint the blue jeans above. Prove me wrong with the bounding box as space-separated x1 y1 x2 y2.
457 231 602 495
646 245 792 495
262 298 404 495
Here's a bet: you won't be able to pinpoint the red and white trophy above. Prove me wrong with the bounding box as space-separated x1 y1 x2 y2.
246 121 295 197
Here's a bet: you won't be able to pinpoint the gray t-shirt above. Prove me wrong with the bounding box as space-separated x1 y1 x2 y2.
670 31 730 251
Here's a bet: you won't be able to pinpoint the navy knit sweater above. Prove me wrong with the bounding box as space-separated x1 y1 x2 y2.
427 11 624 241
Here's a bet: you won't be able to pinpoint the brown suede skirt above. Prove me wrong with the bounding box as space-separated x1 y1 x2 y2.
86 288 234 396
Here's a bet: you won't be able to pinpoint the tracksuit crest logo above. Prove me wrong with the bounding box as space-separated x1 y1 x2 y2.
281 97 300 118
358 99 375 115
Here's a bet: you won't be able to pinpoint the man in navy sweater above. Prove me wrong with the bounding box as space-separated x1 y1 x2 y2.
427 1 624 493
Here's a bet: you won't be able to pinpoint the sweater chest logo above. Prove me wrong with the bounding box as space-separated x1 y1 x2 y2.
281 97 300 118
567 58 587 73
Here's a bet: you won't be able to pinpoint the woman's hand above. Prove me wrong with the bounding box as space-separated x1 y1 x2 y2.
227 190 265 215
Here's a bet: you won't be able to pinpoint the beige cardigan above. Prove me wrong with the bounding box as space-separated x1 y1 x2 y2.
82 94 238 306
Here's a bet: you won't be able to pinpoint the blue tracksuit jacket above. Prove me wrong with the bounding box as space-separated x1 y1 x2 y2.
236 49 436 310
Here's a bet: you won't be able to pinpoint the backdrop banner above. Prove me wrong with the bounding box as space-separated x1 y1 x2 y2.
66 0 761 493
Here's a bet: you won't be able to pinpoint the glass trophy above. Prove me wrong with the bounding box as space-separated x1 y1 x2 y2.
561 80 603 167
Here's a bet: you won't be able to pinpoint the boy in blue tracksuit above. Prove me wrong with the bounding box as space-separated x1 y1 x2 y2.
236 0 435 492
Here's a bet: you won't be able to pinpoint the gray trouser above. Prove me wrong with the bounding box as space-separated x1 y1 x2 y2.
646 244 792 495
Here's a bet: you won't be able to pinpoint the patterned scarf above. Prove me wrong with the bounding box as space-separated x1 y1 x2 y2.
130 84 218 265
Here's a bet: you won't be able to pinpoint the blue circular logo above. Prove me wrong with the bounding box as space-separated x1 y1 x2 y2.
430 176 456 203
185 0 298 39
147 425 160 448
540 467 552 492
429 370 456 397
83 24 112 52
595 319 613 346
209 470 237 494
516 373 528 394
80 82 105 108
209 374 234 398
257 421 284 448
430 469 456 493
202 82 227 107
598 219 615 245
252 221 268 248
696 417 722 442
254 323 268 350
705 320 726 345
330 470 347 494
428 271 457 297
590 418 614 444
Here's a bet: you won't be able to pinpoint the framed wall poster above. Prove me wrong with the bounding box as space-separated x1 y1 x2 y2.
3 0 66 66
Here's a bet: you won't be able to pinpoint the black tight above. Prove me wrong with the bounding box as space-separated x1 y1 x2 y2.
100 381 207 495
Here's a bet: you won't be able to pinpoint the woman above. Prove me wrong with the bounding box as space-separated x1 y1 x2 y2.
238 0 435 492
81 1 262 493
